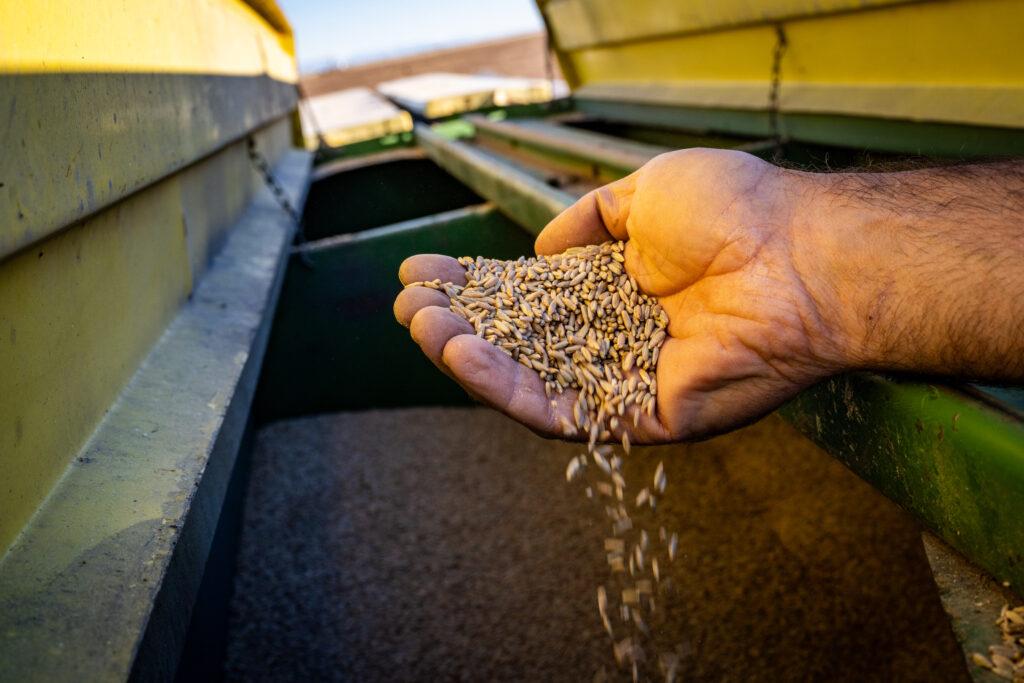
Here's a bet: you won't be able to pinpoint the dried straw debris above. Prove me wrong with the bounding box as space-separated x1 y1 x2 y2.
971 604 1024 681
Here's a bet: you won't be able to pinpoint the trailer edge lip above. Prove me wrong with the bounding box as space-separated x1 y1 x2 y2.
575 97 1024 158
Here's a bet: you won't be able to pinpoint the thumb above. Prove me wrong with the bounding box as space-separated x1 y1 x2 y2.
535 173 636 256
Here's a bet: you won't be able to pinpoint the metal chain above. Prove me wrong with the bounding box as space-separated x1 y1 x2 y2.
246 135 315 267
768 24 788 161
246 135 300 224
544 31 557 104
297 83 329 154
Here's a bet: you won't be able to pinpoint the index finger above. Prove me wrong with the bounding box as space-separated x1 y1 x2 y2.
534 173 636 256
398 254 467 287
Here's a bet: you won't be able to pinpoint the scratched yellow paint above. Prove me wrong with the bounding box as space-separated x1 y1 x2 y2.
550 0 1024 129
0 0 296 82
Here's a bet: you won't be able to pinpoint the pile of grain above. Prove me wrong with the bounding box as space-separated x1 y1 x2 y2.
409 241 680 681
972 605 1024 680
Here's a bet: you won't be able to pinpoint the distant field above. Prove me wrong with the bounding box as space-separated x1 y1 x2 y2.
300 33 560 97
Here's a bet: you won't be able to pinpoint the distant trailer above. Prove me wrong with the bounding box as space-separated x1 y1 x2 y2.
300 87 414 149
377 72 567 120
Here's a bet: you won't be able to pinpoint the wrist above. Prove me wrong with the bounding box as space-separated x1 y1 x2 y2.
784 170 906 373
779 161 1024 383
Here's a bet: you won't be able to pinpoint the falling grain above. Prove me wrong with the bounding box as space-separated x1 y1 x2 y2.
406 241 677 680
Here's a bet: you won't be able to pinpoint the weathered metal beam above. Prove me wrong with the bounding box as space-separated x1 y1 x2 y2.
467 114 669 176
0 0 298 262
0 74 297 263
0 150 312 682
414 123 575 235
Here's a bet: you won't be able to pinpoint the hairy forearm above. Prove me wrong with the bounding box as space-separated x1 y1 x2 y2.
792 161 1024 382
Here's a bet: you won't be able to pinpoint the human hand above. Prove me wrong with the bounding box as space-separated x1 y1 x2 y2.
395 149 842 441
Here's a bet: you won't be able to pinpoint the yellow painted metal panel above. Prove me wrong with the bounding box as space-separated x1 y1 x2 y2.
542 0 917 51
573 22 775 83
318 114 414 149
0 180 191 554
0 118 293 556
562 0 1024 128
244 0 294 37
0 1 299 261
0 0 296 81
0 74 297 263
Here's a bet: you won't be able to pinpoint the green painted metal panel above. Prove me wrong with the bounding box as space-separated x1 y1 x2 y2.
783 374 1024 594
564 118 774 154
576 98 1024 158
302 157 482 241
254 204 537 422
313 132 416 166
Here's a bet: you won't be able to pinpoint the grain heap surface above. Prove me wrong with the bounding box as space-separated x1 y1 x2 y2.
972 605 1024 680
411 241 679 680
225 409 967 682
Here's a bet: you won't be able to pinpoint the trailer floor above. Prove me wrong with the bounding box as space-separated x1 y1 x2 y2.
224 408 967 682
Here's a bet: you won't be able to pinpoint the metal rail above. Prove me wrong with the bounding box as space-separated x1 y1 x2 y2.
414 123 575 235
467 114 669 175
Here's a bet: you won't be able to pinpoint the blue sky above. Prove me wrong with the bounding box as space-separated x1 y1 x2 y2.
278 0 545 73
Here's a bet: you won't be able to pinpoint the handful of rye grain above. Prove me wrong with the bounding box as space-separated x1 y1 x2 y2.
412 240 668 447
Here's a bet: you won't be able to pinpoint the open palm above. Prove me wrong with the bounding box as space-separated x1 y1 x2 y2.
395 149 840 441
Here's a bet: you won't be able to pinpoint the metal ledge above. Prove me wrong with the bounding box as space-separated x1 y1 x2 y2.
466 114 669 176
295 202 496 254
0 150 312 681
923 533 1019 682
414 122 575 235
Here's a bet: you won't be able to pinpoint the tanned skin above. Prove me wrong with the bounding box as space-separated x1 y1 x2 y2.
394 149 1024 442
